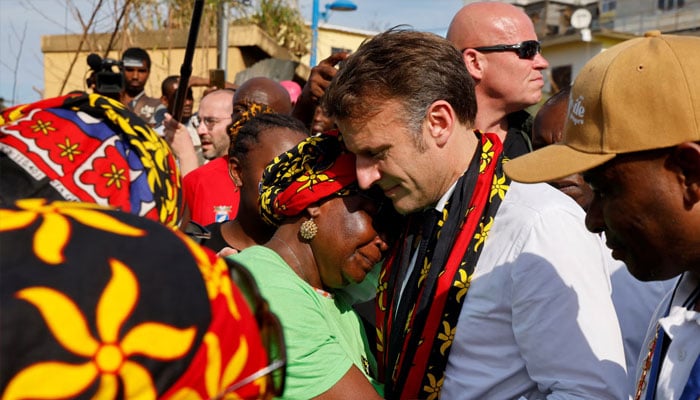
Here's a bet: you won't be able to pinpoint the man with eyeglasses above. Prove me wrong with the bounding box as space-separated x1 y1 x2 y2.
178 89 237 226
447 1 549 158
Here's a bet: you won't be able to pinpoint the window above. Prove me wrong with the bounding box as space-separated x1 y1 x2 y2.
658 0 685 11
601 0 616 13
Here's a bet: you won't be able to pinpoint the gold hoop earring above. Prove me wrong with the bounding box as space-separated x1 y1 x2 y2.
299 219 318 241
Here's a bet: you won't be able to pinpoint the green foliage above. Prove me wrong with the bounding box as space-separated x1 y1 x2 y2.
125 0 308 56
242 0 310 57
127 0 250 31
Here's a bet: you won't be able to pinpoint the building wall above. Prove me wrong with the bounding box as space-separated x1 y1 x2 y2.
40 24 342 101
544 40 603 92
42 46 234 101
300 25 375 66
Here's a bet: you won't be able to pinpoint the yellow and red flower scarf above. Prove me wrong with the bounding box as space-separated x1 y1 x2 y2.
258 130 357 227
0 200 270 399
376 132 510 399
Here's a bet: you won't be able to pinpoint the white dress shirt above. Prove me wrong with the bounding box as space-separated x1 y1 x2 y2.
606 252 676 392
441 182 627 399
635 272 700 400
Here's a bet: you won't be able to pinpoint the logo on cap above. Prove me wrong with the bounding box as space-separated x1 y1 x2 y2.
568 95 585 126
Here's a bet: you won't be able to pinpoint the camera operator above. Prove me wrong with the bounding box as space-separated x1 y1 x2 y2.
120 47 165 127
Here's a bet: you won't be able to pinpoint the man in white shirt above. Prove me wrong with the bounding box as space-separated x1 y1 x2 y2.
325 28 626 399
532 86 677 390
506 31 700 399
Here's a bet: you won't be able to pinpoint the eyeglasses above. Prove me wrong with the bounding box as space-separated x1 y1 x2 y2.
216 259 287 399
470 40 541 60
192 115 232 130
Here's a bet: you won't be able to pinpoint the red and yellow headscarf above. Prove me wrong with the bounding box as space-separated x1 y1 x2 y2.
258 131 357 226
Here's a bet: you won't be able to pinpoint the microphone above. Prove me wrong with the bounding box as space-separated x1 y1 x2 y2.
87 53 103 70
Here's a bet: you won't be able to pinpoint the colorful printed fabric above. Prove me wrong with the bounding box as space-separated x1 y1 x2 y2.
376 132 510 399
0 199 270 399
258 130 357 227
0 92 181 228
227 102 274 144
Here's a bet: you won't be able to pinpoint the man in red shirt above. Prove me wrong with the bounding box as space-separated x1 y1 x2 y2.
182 78 292 226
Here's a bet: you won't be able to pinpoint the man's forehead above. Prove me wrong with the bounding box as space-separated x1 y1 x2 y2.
199 94 233 114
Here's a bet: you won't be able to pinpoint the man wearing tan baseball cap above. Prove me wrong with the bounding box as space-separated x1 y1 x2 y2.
505 31 700 399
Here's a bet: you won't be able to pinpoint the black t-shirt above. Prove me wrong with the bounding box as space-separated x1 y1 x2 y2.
202 222 234 253
503 110 534 159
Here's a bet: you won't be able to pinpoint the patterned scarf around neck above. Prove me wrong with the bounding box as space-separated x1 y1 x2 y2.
376 132 510 399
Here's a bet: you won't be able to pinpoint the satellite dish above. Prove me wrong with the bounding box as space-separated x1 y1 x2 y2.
570 8 593 29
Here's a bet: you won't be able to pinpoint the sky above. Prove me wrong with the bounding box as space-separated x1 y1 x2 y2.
0 0 468 107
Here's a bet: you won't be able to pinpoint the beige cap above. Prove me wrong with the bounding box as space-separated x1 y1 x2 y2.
504 31 700 183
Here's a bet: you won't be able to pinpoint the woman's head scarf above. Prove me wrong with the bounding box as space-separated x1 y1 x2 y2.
0 199 271 399
227 102 274 143
0 92 181 227
259 131 357 226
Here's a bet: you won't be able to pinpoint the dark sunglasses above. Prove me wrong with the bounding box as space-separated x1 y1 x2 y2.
216 259 287 399
469 40 541 60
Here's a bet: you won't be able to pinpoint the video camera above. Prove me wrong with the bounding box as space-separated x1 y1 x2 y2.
86 53 124 99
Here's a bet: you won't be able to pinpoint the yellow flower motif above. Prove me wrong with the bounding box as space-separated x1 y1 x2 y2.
3 259 197 399
376 326 385 353
0 199 145 265
473 217 494 252
377 281 388 312
453 268 471 303
489 173 509 202
102 163 127 189
437 321 455 355
423 373 444 400
436 208 448 239
480 141 495 173
295 165 333 192
181 235 241 321
418 258 430 287
170 333 254 400
57 137 82 162
404 309 414 333
31 119 56 135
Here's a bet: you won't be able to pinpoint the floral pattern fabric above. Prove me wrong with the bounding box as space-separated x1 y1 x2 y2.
0 92 181 228
258 130 357 227
0 200 269 399
376 132 510 399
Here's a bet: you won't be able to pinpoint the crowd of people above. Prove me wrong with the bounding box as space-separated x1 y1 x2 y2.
1 1 699 399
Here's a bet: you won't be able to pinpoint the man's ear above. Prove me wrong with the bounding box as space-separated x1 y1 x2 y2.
670 142 700 206
228 158 243 187
462 49 484 82
426 100 455 147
